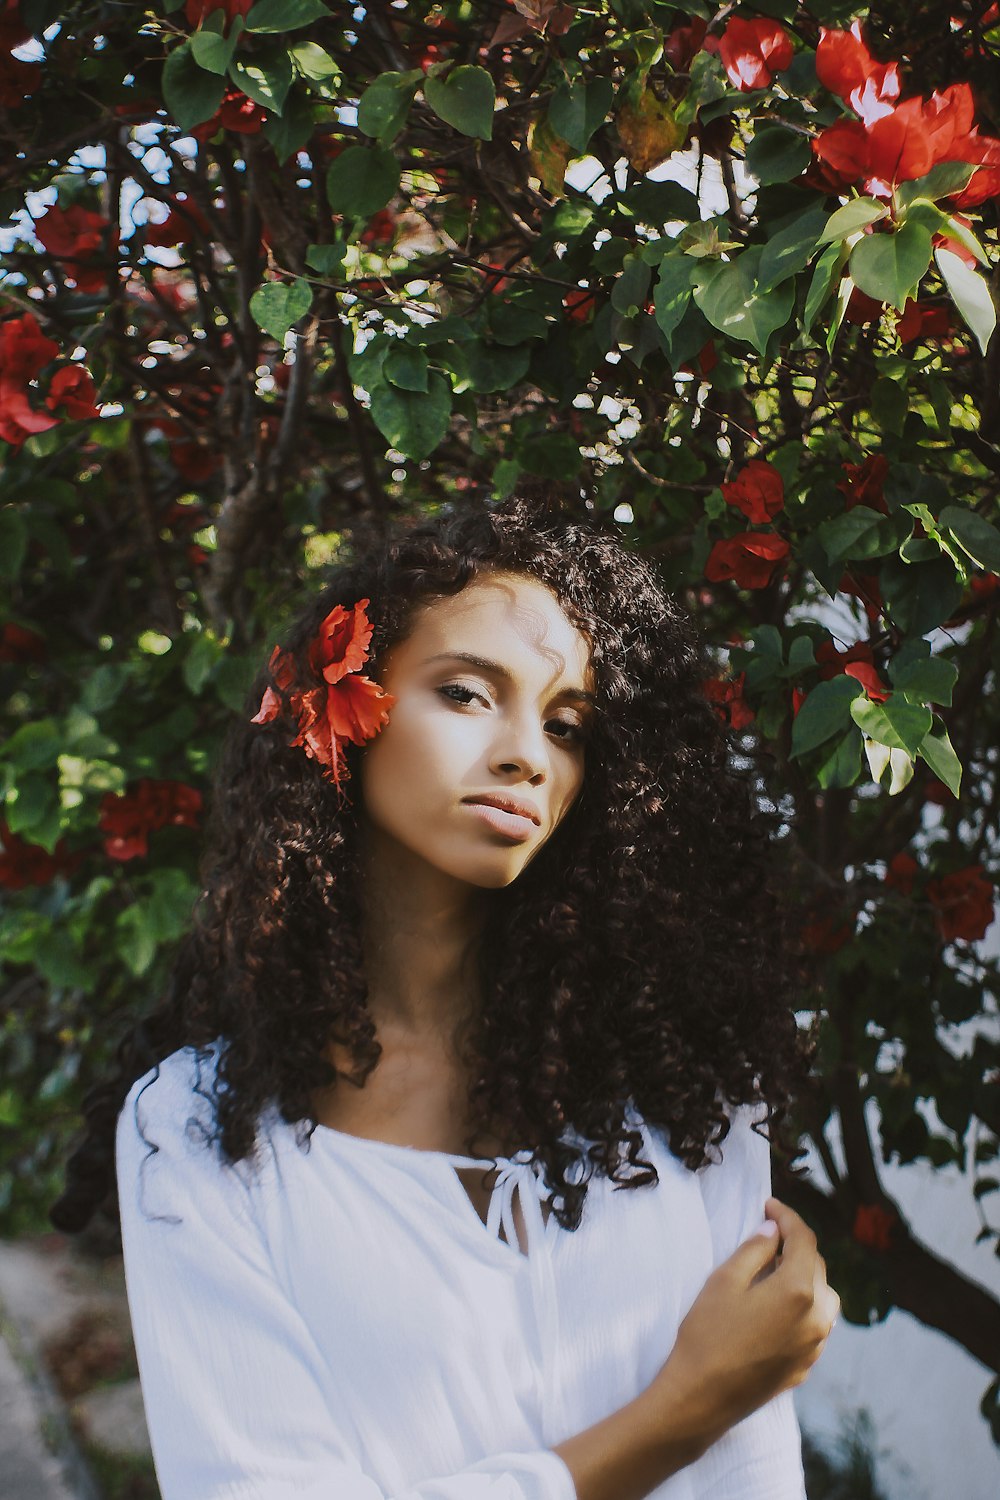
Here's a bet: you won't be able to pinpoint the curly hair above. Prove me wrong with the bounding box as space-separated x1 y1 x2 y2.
52 492 813 1237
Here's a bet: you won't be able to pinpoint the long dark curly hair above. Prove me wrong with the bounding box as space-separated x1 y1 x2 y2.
52 493 814 1236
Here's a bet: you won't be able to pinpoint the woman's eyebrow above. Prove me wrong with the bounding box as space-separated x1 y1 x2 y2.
422 651 596 707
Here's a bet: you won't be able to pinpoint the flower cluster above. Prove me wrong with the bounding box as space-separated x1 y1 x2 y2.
0 311 99 448
251 599 396 788
706 459 789 590
884 854 996 943
98 779 204 861
814 24 1000 203
0 818 85 890
34 204 118 293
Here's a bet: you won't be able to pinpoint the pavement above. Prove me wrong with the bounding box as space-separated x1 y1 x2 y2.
0 1228 153 1500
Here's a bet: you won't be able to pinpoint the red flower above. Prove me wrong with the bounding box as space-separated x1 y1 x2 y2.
144 195 212 247
926 866 996 943
98 779 203 861
852 1202 898 1252
0 311 61 448
563 287 596 322
816 23 900 124
791 685 807 717
705 533 790 590
703 672 755 730
801 913 854 954
896 300 953 345
0 622 47 663
34 204 118 293
843 287 883 326
191 88 267 139
185 0 253 28
0 819 85 891
722 459 784 524
251 600 396 788
46 364 99 420
837 454 888 514
816 639 889 702
360 209 397 247
170 440 219 482
0 48 40 108
664 15 708 71
717 17 794 92
924 777 957 804
884 851 918 895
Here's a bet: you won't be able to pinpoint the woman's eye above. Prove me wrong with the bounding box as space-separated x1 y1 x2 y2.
438 683 485 707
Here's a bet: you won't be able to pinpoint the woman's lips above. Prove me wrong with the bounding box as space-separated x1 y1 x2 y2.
463 801 537 842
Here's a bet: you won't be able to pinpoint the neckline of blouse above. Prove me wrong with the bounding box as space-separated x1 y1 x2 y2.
307 1118 534 1170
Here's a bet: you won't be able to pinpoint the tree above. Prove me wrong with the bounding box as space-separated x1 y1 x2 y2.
1 0 998 1438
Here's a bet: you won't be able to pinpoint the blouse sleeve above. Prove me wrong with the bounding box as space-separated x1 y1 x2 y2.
687 1102 807 1500
116 1060 577 1500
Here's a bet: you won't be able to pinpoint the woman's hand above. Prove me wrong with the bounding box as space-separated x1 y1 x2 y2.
643 1197 840 1448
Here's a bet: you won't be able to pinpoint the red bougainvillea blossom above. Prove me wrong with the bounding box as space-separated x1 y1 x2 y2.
664 14 707 71
801 912 854 954
0 819 86 890
46 365 100 421
896 300 954 345
884 851 919 895
98 779 204 861
192 87 267 138
563 286 597 322
702 671 755 730
715 17 794 92
34 204 118 292
816 22 900 125
0 0 40 108
0 311 60 448
838 454 889 514
144 194 212 247
816 639 889 702
251 600 396 788
0 622 46 663
722 459 784 523
853 1202 899 1251
926 866 996 943
705 532 790 589
839 569 883 624
185 0 253 28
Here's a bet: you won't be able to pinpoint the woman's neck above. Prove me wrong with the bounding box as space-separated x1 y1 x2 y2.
357 820 489 1043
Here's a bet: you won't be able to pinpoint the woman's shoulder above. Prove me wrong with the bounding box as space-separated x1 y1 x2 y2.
117 1038 232 1174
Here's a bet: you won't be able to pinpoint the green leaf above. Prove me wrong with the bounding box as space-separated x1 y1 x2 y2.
817 508 906 564
692 248 795 356
230 49 293 114
939 504 1000 573
115 905 157 978
245 0 328 31
462 341 531 393
290 41 338 81
262 90 315 163
162 39 226 131
758 206 828 293
819 198 889 243
384 343 429 393
4 720 62 771
917 721 962 797
890 656 958 707
0 509 28 580
548 76 613 154
305 239 347 275
849 221 933 312
611 254 652 317
816 726 864 789
803 241 845 336
745 126 811 186
881 554 964 636
4 773 57 838
851 695 932 755
190 13 244 75
935 248 997 356
423 65 495 140
249 278 313 342
369 371 452 460
652 255 694 348
326 144 400 217
897 161 975 207
357 69 422 144
791 675 864 758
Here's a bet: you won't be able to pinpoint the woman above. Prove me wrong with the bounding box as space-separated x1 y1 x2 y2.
53 494 838 1500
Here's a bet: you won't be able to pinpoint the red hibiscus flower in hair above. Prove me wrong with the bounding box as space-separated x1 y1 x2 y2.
926 865 995 943
716 17 794 92
99 779 203 861
705 532 790 590
702 671 755 730
251 599 396 789
721 459 784 524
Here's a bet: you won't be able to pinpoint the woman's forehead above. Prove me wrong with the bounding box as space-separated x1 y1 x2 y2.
396 574 594 684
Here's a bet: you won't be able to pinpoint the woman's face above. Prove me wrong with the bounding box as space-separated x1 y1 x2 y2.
358 572 595 889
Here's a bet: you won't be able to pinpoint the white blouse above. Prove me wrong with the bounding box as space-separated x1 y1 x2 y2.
116 1041 806 1500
